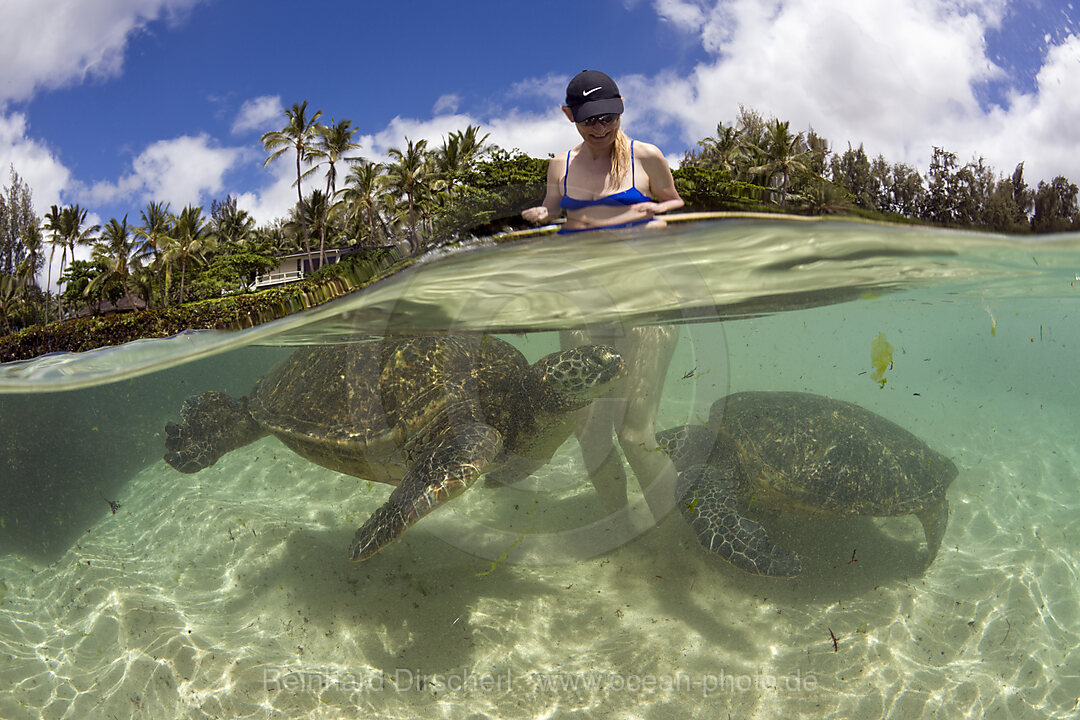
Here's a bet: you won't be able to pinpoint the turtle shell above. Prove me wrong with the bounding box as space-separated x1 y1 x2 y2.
708 391 956 517
249 336 535 482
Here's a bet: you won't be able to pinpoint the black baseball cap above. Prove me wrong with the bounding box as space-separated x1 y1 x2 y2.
564 70 624 122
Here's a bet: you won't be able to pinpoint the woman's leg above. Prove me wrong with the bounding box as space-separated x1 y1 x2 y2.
560 329 629 511
611 325 680 519
562 325 679 519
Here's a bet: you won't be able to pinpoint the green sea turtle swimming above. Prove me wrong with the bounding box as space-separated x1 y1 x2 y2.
657 391 957 577
163 335 625 561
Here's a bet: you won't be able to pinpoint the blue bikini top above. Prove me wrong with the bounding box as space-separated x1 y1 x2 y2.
560 140 650 210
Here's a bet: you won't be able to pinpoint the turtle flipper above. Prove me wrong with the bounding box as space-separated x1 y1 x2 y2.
349 423 503 561
916 498 949 568
679 465 802 577
656 425 717 471
164 392 266 473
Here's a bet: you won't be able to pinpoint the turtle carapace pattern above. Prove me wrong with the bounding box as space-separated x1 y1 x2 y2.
657 391 957 577
164 335 625 561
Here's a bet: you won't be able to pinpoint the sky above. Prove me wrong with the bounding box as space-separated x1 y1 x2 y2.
1 0 1078 283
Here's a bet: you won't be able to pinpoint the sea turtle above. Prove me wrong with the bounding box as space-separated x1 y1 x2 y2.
163 335 625 561
657 391 957 577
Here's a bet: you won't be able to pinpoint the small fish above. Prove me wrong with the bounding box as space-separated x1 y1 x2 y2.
684 491 700 514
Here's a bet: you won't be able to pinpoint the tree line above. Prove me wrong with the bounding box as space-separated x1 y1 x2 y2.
1 101 1077 335
681 106 1079 233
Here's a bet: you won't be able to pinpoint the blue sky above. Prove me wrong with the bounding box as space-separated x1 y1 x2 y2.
1 0 1078 260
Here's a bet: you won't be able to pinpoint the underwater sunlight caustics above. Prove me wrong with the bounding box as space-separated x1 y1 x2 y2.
2 218 1080 719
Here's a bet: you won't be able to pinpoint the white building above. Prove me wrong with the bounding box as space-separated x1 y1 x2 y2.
250 247 355 290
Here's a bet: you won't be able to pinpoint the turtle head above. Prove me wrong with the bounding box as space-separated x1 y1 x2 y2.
656 424 717 471
533 345 625 412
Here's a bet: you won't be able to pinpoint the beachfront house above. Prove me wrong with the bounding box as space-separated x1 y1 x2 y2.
250 246 355 290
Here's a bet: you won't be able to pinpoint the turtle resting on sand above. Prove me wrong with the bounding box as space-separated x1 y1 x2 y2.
656 391 957 577
163 335 625 561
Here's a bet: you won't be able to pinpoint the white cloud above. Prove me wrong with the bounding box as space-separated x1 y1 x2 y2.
486 111 581 158
0 0 203 105
433 94 461 115
507 73 568 105
84 134 244 209
649 0 1001 150
232 95 284 135
652 0 708 32
357 113 486 160
638 0 1080 185
0 111 102 290
980 33 1080 183
234 156 299 226
0 112 72 213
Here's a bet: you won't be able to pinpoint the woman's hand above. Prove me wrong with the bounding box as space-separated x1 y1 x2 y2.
629 201 664 219
522 206 550 225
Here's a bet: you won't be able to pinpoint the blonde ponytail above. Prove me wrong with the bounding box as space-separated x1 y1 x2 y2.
609 130 632 190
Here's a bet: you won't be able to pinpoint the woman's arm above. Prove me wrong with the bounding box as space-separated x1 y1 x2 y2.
634 142 684 217
521 153 566 225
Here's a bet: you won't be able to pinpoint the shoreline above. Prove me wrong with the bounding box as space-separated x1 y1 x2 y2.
0 212 925 364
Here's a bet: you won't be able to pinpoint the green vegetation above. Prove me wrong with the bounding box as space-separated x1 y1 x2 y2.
0 247 404 363
680 107 1078 231
1 101 1078 362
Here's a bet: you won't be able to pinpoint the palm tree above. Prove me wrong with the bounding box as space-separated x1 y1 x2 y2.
133 201 172 261
7 222 43 326
53 205 99 320
18 223 43 295
133 201 173 308
339 160 387 247
43 204 64 303
253 220 299 256
128 264 156 309
284 189 332 270
384 138 431 252
210 195 256 246
161 205 214 305
695 122 743 174
379 191 409 245
307 118 361 267
0 273 18 332
749 119 812 207
434 125 490 196
731 107 771 183
88 215 140 312
260 101 324 258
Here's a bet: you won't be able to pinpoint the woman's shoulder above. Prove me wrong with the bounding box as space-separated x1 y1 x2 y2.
546 149 572 178
629 139 665 160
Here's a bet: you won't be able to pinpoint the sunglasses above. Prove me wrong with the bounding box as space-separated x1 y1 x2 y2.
578 113 620 127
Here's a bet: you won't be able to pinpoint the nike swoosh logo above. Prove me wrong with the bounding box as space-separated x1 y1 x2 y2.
583 87 603 96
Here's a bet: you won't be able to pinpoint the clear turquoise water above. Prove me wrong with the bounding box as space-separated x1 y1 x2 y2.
1 217 1079 719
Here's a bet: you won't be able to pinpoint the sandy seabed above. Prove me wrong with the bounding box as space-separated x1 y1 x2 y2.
2 412 1079 718
2 304 1080 719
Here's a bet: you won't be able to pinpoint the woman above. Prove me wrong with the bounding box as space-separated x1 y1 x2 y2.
523 70 683 522
521 69 684 232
